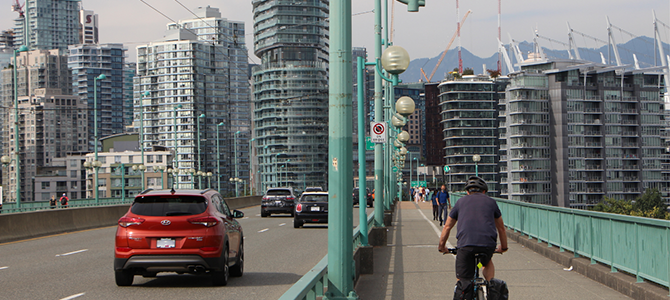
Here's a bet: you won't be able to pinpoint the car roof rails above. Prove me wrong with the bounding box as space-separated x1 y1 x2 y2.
138 188 153 195
200 188 216 194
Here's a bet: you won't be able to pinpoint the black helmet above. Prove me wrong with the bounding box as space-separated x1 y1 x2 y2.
464 176 487 192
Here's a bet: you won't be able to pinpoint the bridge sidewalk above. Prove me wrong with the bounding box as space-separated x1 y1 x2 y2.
355 201 631 299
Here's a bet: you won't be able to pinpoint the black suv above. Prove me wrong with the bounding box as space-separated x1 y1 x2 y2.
261 187 296 217
353 187 373 207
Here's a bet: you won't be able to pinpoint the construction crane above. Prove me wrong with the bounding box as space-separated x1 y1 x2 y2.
421 9 471 82
11 0 24 18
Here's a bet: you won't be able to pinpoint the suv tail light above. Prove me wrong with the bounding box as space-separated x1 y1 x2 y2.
296 203 302 212
262 196 268 200
287 197 295 200
188 216 218 227
118 217 145 227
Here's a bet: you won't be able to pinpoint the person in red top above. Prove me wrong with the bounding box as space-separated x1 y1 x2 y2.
59 193 69 208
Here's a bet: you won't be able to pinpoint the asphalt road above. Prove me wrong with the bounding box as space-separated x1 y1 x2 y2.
0 205 372 300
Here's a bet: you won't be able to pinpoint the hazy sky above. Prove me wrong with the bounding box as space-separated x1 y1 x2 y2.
1 0 669 63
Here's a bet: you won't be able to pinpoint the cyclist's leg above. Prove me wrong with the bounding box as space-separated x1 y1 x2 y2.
455 246 476 280
478 247 496 281
482 260 495 281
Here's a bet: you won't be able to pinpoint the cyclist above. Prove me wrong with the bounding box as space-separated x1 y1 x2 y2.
438 176 508 283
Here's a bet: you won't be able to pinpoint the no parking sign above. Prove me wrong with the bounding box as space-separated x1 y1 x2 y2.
370 122 387 143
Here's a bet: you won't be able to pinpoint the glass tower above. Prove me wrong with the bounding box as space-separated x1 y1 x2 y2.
14 0 81 51
252 0 329 192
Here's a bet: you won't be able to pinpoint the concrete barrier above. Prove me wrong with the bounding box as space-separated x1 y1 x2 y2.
0 196 262 244
0 205 130 244
226 196 262 210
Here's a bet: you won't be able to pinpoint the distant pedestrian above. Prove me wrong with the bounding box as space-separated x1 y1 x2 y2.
59 193 69 208
50 195 57 209
414 188 422 203
425 188 430 203
435 185 450 226
431 190 439 220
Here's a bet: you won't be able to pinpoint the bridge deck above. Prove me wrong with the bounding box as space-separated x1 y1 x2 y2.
355 201 632 299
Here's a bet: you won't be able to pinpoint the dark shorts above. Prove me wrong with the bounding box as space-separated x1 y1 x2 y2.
455 246 495 280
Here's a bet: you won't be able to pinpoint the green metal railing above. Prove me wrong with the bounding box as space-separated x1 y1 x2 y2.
279 211 375 300
0 197 130 214
451 192 670 292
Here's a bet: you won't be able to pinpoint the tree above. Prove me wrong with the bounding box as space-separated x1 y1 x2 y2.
462 67 474 76
487 69 501 79
592 189 669 220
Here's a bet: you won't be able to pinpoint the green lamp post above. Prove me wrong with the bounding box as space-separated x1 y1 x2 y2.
93 73 106 204
216 122 224 192
196 114 206 189
139 91 150 191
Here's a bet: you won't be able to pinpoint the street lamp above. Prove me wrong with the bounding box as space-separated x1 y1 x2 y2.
473 154 481 177
216 122 224 192
234 130 240 197
196 113 206 189
139 90 150 193
132 164 147 191
172 104 182 189
206 172 212 189
114 163 126 202
93 73 106 203
157 165 166 189
188 168 196 187
10 45 28 206
229 177 239 196
249 138 255 195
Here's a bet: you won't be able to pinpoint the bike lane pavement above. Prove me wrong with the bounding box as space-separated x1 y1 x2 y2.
355 201 631 300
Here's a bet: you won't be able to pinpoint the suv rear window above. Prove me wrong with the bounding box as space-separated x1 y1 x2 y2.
300 194 328 202
266 190 291 196
131 196 207 216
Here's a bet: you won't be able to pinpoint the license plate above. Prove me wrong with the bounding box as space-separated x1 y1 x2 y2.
157 238 175 248
310 206 320 211
275 201 282 205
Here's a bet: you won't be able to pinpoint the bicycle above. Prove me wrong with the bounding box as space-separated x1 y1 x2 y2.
446 248 490 300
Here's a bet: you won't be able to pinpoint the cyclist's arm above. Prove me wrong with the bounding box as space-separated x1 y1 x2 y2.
438 216 457 253
494 216 508 253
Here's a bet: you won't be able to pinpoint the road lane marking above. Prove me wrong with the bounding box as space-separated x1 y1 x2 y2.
0 266 8 270
255 214 261 217
414 205 455 258
60 293 85 300
258 228 269 233
242 217 250 219
278 223 286 226
56 249 88 257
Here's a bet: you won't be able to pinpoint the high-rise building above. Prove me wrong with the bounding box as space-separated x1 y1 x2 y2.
1 88 88 202
13 0 81 51
123 63 136 130
68 43 127 148
79 9 99 44
501 59 666 208
252 0 329 192
0 30 15 48
135 7 249 193
438 75 507 196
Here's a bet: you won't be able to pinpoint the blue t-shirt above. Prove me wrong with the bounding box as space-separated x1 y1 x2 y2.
448 193 501 248
436 190 449 204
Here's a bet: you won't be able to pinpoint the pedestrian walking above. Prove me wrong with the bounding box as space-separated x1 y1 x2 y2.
425 187 430 203
49 195 57 209
414 188 422 203
435 184 450 226
431 190 439 220
59 193 69 208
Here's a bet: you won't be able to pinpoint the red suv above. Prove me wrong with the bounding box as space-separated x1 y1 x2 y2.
114 189 244 286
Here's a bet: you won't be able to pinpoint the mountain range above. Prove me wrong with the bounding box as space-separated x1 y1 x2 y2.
400 36 670 83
